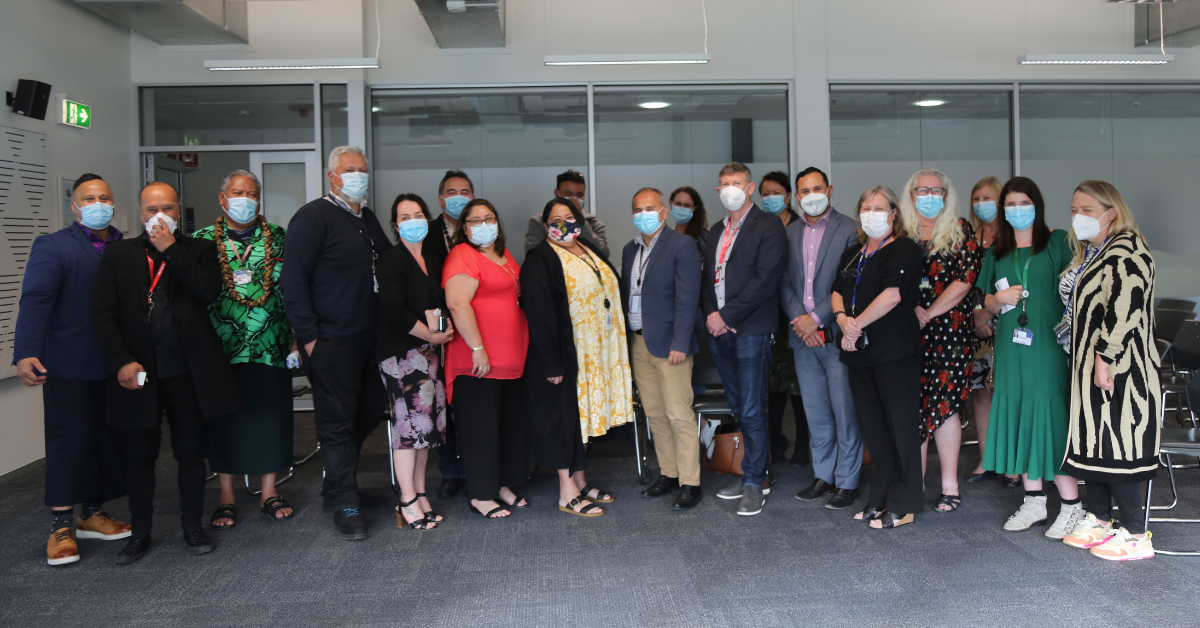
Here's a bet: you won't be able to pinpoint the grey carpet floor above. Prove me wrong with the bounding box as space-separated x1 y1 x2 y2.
3 411 1200 628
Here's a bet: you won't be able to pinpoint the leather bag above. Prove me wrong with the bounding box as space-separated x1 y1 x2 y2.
704 424 746 475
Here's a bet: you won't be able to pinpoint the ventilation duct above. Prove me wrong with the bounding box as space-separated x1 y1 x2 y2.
414 0 505 48
75 0 248 45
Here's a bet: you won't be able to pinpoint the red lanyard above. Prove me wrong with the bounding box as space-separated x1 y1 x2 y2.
714 218 741 283
146 253 166 305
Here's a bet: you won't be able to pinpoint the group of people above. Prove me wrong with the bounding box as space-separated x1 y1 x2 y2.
14 143 1162 567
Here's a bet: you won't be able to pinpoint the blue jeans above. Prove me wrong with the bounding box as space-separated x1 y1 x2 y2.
708 332 772 487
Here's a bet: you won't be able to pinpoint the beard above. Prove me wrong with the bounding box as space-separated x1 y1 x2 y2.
335 188 368 207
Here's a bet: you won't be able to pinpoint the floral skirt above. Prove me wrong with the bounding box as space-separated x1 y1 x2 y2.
379 344 447 450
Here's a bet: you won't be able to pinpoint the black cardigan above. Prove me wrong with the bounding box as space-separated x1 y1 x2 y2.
374 238 447 363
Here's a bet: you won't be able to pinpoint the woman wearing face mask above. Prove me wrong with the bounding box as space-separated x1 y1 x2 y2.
831 186 924 529
759 171 810 467
1058 181 1160 560
443 199 529 520
669 186 710 257
194 170 297 529
975 176 1081 538
898 169 982 514
521 198 632 517
375 193 456 531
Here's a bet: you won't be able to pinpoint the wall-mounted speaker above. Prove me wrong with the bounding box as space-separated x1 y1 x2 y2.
7 80 52 120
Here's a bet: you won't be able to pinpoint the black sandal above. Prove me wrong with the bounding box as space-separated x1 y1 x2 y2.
261 496 295 521
414 492 444 522
579 483 614 503
871 512 914 529
558 496 604 517
469 502 510 519
499 493 529 509
854 505 886 522
210 504 236 530
934 494 961 513
397 496 436 530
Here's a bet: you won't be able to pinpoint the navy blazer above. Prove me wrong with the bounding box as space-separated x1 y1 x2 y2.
13 224 112 381
619 228 702 358
701 205 788 337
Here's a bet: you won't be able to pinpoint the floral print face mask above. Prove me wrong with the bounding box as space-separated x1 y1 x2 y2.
547 217 581 243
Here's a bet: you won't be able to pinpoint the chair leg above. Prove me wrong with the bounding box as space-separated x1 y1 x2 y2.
1150 455 1180 513
632 405 649 484
294 442 321 466
1144 478 1153 537
243 468 295 496
386 420 399 494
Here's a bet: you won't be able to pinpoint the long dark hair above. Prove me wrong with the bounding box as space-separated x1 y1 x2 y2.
451 199 506 256
669 186 708 239
992 176 1050 258
541 197 583 225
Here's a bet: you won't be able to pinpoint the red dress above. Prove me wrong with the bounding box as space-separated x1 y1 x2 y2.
441 244 529 402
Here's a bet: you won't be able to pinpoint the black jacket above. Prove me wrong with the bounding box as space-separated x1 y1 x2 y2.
425 214 455 265
374 238 447 364
91 234 241 429
701 204 787 337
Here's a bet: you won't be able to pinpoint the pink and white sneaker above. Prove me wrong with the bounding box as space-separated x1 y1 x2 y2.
1090 527 1155 561
1063 513 1114 549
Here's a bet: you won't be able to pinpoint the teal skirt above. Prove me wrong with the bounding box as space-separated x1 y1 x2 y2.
205 362 293 475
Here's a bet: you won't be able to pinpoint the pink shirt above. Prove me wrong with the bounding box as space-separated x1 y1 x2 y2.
801 212 830 325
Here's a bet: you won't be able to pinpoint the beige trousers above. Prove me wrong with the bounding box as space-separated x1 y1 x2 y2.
631 334 699 487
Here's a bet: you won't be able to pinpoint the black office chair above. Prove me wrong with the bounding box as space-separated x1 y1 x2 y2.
1158 298 1197 313
1162 320 1200 428
1156 308 1196 344
692 335 732 437
1145 377 1200 555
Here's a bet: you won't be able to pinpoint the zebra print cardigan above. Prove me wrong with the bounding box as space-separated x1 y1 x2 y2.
1062 231 1160 483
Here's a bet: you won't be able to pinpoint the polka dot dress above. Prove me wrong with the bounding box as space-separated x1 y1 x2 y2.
918 218 983 442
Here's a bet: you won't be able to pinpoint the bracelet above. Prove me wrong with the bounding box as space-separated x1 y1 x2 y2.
472 345 485 352
833 311 846 319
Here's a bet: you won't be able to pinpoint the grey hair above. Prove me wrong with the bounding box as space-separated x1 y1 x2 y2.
328 145 367 172
632 187 667 209
220 169 260 195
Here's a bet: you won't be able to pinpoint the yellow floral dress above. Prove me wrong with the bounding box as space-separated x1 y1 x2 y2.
552 245 634 441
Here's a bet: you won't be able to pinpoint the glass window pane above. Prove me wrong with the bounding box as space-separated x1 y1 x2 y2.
593 89 789 269
321 84 349 163
831 91 1011 213
140 85 316 147
147 151 251 235
262 162 309 230
371 90 588 261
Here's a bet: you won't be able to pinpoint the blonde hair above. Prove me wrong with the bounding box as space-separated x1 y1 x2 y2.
968 176 1003 232
1066 180 1147 269
899 168 963 257
853 185 908 245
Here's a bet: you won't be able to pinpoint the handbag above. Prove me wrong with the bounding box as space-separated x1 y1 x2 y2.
704 423 746 475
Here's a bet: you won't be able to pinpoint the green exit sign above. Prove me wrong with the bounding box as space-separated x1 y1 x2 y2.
61 98 91 129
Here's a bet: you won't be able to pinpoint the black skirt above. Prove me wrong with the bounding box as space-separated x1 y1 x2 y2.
205 363 293 475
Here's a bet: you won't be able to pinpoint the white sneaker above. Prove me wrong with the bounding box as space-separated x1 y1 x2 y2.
1045 502 1086 540
1003 495 1048 532
1064 513 1115 549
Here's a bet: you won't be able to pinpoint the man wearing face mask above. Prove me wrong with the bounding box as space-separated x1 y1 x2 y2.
619 188 703 510
703 162 787 516
280 145 393 541
91 181 239 564
15 174 132 566
780 167 865 509
524 169 610 259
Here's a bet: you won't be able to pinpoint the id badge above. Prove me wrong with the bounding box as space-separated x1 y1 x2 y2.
920 277 931 291
630 295 641 315
1012 328 1033 346
373 274 379 293
606 311 613 331
233 269 252 285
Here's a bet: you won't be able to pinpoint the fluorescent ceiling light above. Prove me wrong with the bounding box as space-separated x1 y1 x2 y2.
204 58 380 71
639 102 670 109
915 100 945 107
1018 54 1173 65
544 54 710 66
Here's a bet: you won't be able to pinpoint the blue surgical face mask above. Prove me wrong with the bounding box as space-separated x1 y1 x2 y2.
973 200 997 223
670 205 694 224
337 171 369 198
225 196 258 224
761 195 787 215
469 222 498 247
76 201 114 230
396 218 429 244
915 194 944 218
1006 204 1036 232
633 210 663 235
443 195 470 219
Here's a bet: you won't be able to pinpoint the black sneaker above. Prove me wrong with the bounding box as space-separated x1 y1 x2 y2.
183 528 214 555
334 508 368 541
115 535 152 565
824 488 861 510
641 475 679 498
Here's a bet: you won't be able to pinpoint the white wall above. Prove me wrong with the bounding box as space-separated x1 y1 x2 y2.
0 0 136 475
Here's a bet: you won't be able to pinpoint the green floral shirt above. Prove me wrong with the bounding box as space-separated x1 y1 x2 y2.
193 221 291 368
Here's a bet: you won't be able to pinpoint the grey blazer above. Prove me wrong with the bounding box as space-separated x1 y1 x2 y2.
780 208 859 349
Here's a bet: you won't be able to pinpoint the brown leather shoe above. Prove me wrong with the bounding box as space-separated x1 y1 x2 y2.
47 528 80 566
76 511 132 541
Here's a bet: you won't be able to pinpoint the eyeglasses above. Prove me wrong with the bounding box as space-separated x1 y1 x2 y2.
914 187 946 197
464 216 497 227
839 252 864 278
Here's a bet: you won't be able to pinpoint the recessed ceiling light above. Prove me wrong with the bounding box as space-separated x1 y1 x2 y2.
915 100 945 107
639 102 670 109
371 107 381 112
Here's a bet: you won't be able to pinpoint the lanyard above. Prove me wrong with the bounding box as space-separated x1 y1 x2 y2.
226 239 253 267
850 236 890 314
634 243 653 289
145 252 167 322
1013 249 1031 296
714 218 742 283
330 198 379 276
1064 240 1106 317
577 248 611 309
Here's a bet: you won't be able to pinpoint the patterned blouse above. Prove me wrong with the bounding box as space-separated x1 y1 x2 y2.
193 221 291 368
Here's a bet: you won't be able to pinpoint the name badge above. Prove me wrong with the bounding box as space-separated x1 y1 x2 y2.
373 275 379 293
233 269 252 285
630 295 641 315
1012 328 1033 346
606 311 613 331
920 277 931 291
714 265 723 285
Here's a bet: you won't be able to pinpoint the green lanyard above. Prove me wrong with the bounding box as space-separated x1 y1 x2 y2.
1013 249 1032 327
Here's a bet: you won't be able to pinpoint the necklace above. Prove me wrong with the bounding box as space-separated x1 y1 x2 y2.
213 216 276 308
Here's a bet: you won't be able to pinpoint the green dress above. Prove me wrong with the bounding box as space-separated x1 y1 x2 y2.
976 229 1072 481
194 220 294 475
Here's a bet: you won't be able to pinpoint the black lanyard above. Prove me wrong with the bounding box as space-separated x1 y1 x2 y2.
329 197 379 275
577 248 611 309
634 243 654 289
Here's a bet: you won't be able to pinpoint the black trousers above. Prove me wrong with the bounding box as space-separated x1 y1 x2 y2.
848 356 925 515
1086 481 1148 535
125 374 207 536
768 392 810 464
436 408 466 480
452 376 527 501
44 379 127 508
305 339 386 510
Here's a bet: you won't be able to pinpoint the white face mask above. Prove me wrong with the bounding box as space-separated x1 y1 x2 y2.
144 212 177 235
860 210 891 239
1072 209 1113 242
800 193 829 216
719 185 747 212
